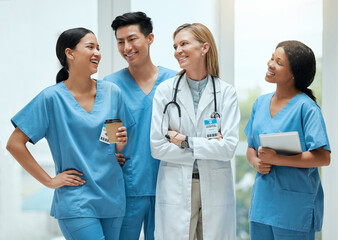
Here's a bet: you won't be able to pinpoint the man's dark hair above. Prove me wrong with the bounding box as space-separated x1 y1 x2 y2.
111 11 153 37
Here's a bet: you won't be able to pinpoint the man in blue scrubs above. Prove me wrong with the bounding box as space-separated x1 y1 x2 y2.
103 12 176 240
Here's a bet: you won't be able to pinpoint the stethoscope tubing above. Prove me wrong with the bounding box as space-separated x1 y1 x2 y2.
161 73 220 136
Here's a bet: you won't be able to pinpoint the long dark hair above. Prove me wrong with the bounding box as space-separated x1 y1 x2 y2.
55 27 93 83
276 40 317 102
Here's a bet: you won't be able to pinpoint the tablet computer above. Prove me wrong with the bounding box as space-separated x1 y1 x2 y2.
259 131 302 155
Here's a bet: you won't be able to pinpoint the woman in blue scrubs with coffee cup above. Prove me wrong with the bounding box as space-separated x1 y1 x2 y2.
6 27 134 240
245 40 331 240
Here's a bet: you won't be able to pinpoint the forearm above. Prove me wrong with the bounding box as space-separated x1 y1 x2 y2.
271 148 330 168
246 146 259 168
192 136 238 161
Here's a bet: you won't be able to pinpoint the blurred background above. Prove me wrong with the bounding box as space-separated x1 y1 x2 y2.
1 0 337 239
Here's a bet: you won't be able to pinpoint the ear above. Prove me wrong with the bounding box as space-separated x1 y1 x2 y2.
65 48 74 61
202 42 210 55
147 33 154 46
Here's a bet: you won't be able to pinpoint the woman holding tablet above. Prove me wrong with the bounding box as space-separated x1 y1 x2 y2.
245 40 331 240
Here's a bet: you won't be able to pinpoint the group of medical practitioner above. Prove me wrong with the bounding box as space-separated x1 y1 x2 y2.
6 11 331 240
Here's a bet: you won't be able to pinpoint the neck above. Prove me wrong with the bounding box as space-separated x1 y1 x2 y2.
185 69 208 81
65 70 95 93
128 61 158 83
275 84 301 100
185 62 208 81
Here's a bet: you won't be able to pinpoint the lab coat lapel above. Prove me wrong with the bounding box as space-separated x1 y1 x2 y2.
176 75 196 126
197 76 218 118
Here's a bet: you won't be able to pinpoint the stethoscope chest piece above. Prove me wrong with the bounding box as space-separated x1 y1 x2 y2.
211 112 221 119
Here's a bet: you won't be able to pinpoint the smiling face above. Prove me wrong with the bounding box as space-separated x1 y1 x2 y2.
173 30 208 75
265 47 294 86
116 24 153 67
67 33 101 75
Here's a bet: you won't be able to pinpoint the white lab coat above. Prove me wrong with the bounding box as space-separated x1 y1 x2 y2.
150 74 240 240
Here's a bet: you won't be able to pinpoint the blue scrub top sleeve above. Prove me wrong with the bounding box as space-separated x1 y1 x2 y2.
11 90 49 144
244 99 257 149
302 104 331 152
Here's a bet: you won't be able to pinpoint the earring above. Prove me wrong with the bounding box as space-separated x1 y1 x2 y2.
202 53 204 56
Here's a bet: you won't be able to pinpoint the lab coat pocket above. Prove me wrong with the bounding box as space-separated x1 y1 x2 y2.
210 167 235 206
157 164 183 205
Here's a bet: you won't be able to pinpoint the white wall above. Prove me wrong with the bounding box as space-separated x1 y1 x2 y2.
322 0 338 239
1 0 98 239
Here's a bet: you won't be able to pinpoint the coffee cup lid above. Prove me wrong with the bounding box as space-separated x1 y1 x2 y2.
105 119 122 124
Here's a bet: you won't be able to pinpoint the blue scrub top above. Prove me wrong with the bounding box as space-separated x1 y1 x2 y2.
244 92 330 232
11 80 134 219
103 66 177 197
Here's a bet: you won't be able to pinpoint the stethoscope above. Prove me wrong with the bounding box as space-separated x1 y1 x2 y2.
161 73 221 136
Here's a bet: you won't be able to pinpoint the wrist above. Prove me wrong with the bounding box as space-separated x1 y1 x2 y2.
43 177 54 189
251 157 259 169
179 135 189 149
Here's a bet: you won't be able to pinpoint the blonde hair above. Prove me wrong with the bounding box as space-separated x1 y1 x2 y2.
173 23 219 78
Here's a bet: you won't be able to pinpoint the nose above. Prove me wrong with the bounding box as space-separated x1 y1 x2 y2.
176 45 182 54
267 59 274 69
94 48 101 60
175 46 182 58
124 42 132 53
94 48 100 55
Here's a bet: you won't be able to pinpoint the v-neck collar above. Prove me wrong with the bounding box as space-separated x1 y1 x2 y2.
61 79 101 115
268 92 303 119
124 66 161 96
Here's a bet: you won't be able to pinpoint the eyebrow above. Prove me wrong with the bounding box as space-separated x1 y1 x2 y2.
85 42 99 48
272 54 283 61
173 39 188 47
116 34 138 41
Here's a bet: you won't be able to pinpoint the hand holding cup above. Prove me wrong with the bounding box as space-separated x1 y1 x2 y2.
116 126 127 145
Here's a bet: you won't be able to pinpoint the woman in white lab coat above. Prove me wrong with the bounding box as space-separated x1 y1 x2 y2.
150 23 240 240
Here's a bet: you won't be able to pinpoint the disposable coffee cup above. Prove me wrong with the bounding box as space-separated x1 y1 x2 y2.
105 119 123 143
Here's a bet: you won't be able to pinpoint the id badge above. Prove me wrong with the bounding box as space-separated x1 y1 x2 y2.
204 118 219 139
99 124 110 144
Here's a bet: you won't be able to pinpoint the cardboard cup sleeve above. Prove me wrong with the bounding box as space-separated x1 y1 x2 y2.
105 119 123 143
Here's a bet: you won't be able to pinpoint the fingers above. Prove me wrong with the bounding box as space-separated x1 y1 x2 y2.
63 169 83 176
51 171 86 189
64 175 86 186
254 158 272 175
167 130 178 139
216 132 223 140
116 128 127 144
258 163 272 174
115 153 124 158
117 126 126 132
115 153 126 166
117 159 126 166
